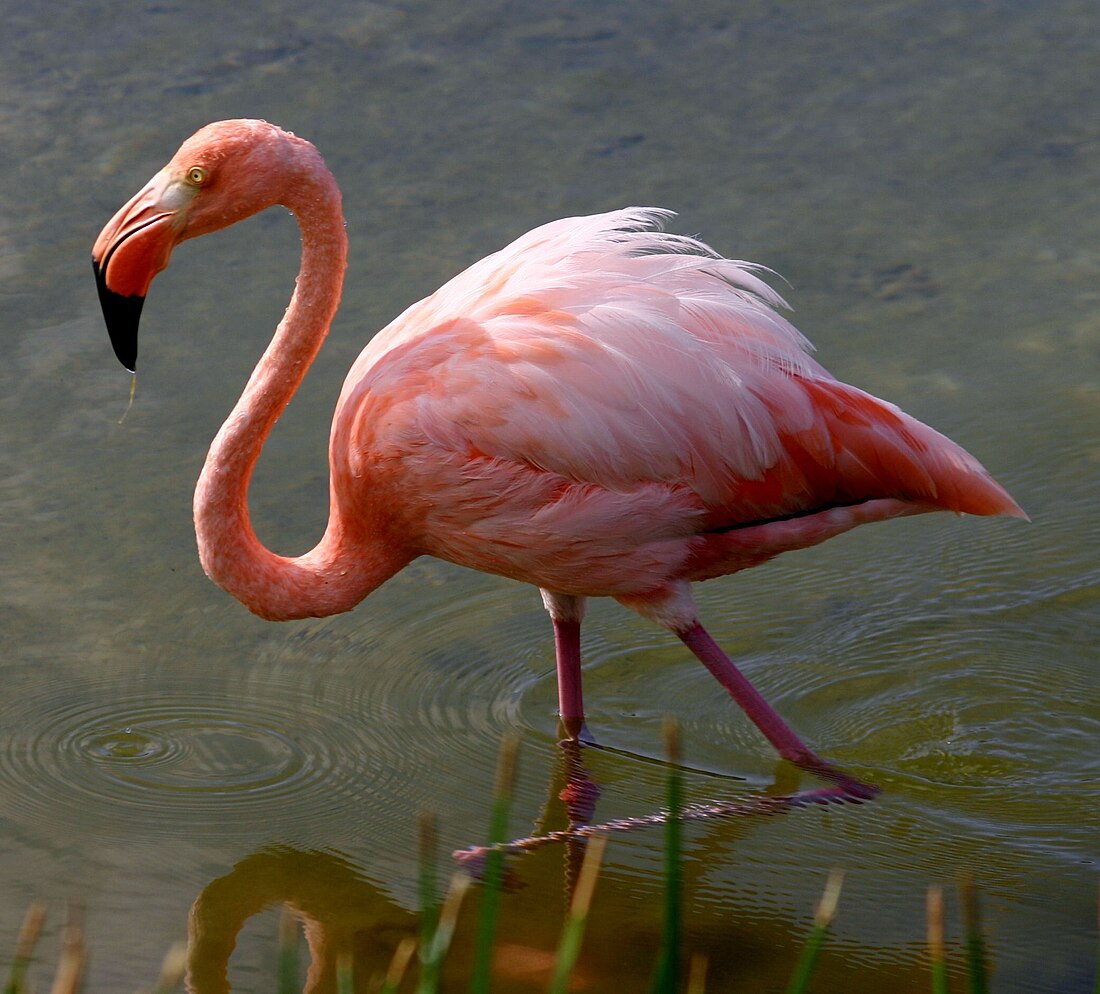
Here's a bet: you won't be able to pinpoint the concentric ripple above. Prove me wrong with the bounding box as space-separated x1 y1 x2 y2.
1 577 567 847
74 709 305 794
0 675 392 837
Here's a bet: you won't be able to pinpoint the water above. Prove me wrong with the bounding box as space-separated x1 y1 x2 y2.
2 0 1098 990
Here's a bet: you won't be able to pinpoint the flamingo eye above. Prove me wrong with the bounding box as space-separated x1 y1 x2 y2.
187 166 208 186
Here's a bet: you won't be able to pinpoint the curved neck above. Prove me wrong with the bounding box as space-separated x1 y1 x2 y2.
193 163 402 620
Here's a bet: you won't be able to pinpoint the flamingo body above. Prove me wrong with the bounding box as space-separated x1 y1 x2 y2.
333 210 1016 607
94 121 1024 795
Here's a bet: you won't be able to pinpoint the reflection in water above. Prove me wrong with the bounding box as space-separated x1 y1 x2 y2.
180 743 832 994
458 735 878 880
186 847 413 994
187 842 611 993
180 739 936 994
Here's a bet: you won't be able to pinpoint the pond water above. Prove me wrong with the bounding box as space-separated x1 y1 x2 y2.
2 1 1098 991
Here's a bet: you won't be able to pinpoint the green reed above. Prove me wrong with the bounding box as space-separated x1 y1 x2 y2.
686 952 709 994
650 718 685 994
959 875 988 994
336 950 357 994
417 871 473 994
1095 878 1100 994
147 944 187 994
277 904 300 994
3 903 44 994
3 905 87 994
785 868 844 994
416 811 443 993
927 885 949 994
547 833 608 994
469 732 520 994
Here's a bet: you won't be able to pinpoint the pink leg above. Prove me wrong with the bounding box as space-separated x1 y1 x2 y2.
677 622 877 799
553 617 586 739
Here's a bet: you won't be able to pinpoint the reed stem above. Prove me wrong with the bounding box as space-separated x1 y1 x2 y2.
547 834 608 994
4 904 46 994
336 951 355 994
277 905 300 994
959 876 987 994
927 885 949 994
379 939 416 994
686 953 708 994
47 905 86 994
418 873 473 994
149 943 187 994
418 812 442 990
649 718 684 994
785 869 844 994
470 733 520 994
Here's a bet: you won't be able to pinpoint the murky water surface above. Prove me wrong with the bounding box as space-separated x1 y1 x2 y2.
1 1 1098 991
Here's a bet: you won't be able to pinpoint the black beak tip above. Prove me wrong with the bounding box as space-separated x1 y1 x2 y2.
93 256 143 373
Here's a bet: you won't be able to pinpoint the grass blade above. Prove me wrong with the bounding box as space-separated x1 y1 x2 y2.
418 812 442 991
785 869 844 994
418 872 473 994
5 903 46 994
927 885 949 994
336 951 356 994
378 938 416 994
1095 877 1100 994
48 904 86 994
277 905 299 994
419 813 440 941
547 834 608 994
686 953 708 994
470 732 520 994
649 718 684 994
959 876 987 994
148 942 187 994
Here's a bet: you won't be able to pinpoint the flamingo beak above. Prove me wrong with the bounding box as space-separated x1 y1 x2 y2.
92 169 193 371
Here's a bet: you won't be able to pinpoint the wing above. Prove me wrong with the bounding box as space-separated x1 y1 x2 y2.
332 209 1019 582
341 208 822 493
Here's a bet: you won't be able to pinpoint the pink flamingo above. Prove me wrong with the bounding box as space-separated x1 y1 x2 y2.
93 120 1024 799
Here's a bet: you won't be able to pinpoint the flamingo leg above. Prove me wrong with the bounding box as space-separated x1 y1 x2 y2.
677 621 877 799
553 617 585 739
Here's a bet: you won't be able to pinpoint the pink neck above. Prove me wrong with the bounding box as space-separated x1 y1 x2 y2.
192 158 401 620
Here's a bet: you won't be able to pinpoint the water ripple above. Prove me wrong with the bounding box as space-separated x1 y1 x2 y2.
0 676 390 837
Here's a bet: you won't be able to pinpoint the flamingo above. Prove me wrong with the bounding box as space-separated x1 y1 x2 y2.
92 120 1024 800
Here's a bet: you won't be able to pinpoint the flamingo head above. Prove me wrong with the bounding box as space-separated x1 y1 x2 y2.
92 119 312 371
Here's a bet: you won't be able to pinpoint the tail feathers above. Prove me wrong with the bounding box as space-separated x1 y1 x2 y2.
800 379 1027 520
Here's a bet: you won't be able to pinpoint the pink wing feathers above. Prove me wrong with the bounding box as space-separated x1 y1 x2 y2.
332 208 1022 593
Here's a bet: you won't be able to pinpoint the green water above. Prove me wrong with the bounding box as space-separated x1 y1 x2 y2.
1 1 1097 991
